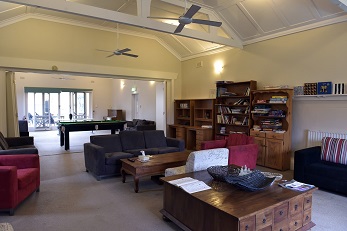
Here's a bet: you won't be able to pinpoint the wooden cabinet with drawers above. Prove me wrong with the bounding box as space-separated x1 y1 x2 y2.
250 89 293 170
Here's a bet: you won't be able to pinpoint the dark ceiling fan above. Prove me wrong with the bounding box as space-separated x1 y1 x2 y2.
96 48 138 58
148 3 222 33
97 24 138 58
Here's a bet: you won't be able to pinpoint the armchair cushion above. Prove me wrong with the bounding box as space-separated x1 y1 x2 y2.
228 144 258 169
17 168 39 189
226 133 254 146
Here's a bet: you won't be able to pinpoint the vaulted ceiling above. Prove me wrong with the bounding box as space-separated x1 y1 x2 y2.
1 0 347 60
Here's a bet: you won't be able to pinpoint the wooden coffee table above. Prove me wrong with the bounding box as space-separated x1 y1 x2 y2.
161 170 317 231
120 151 190 193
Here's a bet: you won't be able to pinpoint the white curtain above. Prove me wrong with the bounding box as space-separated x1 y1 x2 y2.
6 71 19 137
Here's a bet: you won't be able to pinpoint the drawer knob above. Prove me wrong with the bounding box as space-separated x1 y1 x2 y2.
306 199 310 203
280 229 283 231
295 221 298 226
262 218 266 224
306 215 309 220
295 204 298 210
279 211 283 216
245 225 248 230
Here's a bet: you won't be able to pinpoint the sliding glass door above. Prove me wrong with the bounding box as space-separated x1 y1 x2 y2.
26 90 92 130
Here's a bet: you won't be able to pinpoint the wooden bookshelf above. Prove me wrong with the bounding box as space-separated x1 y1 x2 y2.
215 80 257 139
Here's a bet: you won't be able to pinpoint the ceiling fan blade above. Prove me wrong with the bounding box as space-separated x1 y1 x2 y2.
184 4 201 18
118 48 131 53
174 23 185 33
192 19 222 27
147 16 179 21
106 54 115 58
122 53 139 58
97 49 113 53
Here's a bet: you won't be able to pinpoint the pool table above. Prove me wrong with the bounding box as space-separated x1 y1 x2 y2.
58 120 126 150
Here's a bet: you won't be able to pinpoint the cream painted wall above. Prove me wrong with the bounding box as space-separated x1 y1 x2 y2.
181 22 347 155
0 19 182 97
182 22 347 98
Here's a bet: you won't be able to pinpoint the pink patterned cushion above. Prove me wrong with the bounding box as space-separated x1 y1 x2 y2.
321 137 347 165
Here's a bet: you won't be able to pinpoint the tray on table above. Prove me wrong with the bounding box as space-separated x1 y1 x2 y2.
207 165 276 191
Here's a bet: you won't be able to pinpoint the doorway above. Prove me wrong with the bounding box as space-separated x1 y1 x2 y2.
26 90 92 130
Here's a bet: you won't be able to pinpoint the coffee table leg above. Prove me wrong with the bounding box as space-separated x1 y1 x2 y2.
134 177 139 193
121 168 126 183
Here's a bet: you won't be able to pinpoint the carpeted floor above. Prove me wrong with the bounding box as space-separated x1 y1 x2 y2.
0 130 346 230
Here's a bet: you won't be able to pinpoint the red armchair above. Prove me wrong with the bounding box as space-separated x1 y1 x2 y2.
0 154 40 215
201 134 258 169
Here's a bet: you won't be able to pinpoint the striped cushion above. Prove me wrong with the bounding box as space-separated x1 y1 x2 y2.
321 137 347 165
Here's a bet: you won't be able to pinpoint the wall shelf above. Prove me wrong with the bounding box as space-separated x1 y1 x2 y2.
293 94 347 101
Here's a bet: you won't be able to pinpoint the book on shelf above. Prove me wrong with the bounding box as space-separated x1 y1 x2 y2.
244 87 250 96
168 177 212 194
278 179 315 192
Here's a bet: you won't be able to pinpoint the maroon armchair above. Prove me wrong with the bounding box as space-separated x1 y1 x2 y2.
0 154 40 215
201 134 258 169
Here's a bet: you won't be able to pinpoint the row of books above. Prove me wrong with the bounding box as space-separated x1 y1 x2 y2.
216 115 249 125
217 106 247 114
269 95 288 104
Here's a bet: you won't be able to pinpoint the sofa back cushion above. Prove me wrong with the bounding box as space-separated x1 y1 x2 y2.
143 130 167 148
0 132 9 150
321 137 347 165
90 134 123 153
119 131 146 150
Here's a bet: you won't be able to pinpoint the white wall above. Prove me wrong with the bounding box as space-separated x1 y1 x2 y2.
112 79 158 121
292 97 347 150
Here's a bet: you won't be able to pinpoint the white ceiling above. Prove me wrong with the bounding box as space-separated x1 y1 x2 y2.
1 0 347 60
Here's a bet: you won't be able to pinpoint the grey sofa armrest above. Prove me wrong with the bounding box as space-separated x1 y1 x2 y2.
84 143 107 179
0 148 38 155
166 137 185 151
293 146 321 182
5 136 34 147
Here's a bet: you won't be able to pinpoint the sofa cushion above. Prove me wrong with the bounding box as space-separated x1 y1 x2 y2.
157 147 180 154
91 134 123 153
321 137 347 165
105 152 134 165
0 132 9 150
144 130 167 148
17 168 39 189
119 131 146 150
306 160 347 181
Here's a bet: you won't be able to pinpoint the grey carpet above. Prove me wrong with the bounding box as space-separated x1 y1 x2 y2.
0 130 346 230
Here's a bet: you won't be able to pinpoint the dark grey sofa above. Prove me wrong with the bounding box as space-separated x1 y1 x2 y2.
84 130 185 180
0 132 38 155
294 146 347 195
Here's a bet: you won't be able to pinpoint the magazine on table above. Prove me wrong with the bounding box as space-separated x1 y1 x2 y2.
168 177 211 194
279 179 315 192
